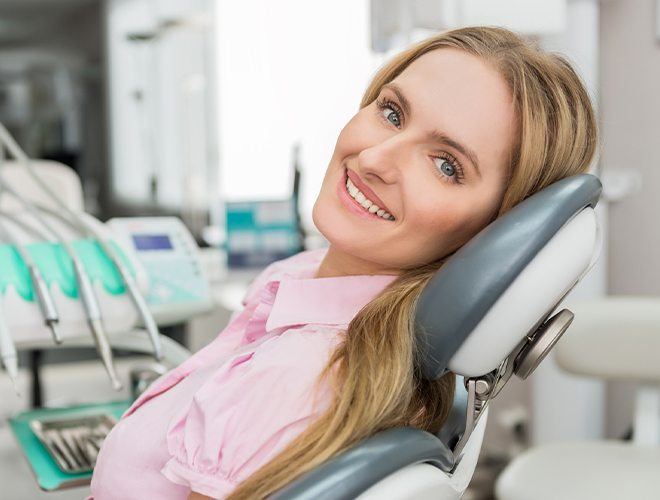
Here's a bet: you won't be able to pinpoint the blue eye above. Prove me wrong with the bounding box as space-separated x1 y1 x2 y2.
383 108 400 127
439 160 455 176
433 155 465 185
376 98 403 128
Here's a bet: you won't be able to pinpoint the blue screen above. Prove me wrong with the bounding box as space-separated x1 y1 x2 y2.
132 234 173 251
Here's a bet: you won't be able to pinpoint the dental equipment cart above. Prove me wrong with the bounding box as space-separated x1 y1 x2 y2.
0 122 214 491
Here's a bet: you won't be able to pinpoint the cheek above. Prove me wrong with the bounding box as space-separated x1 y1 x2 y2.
415 204 463 237
415 193 506 261
312 184 346 242
407 197 480 249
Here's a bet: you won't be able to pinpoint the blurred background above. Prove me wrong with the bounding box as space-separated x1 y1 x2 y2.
0 0 657 498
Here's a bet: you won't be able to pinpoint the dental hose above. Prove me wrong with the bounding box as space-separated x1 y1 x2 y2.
0 181 123 391
0 296 19 395
0 213 63 344
0 122 163 361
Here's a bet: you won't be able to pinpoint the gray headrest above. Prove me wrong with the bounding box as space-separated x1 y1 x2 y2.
414 173 603 380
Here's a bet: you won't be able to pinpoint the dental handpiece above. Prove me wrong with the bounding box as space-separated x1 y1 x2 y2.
71 256 122 391
0 124 162 361
0 297 19 394
40 226 122 391
0 214 62 344
0 183 122 390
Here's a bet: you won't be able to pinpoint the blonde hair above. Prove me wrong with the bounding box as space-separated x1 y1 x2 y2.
228 26 597 499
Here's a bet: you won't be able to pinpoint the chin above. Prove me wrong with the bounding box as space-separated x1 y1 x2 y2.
312 198 344 246
313 200 391 270
313 199 357 246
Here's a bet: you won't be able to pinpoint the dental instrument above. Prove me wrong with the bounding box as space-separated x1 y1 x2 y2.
0 180 122 390
0 296 19 394
0 213 62 344
0 122 163 361
28 412 118 474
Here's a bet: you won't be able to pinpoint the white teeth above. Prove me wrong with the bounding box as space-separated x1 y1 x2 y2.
345 176 394 221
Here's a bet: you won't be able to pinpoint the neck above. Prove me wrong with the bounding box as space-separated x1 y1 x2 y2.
314 245 401 278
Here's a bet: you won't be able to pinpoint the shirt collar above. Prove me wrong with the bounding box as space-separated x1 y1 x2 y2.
265 273 398 332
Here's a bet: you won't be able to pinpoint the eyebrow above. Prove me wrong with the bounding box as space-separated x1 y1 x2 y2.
381 82 482 178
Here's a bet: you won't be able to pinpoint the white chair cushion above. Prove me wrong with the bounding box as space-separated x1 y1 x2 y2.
0 160 84 212
556 296 660 382
495 441 660 500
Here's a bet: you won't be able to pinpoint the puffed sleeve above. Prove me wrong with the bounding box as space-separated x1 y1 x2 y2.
159 328 339 498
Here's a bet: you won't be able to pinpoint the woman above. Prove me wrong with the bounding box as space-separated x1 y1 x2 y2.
90 26 597 499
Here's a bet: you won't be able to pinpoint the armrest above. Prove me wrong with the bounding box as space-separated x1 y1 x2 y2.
270 427 454 500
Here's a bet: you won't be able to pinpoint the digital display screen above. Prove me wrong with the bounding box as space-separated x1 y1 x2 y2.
132 234 173 251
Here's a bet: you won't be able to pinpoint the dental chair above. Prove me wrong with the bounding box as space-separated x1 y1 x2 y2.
495 296 660 500
271 173 603 500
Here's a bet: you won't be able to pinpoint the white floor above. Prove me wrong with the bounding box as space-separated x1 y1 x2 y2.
0 357 155 499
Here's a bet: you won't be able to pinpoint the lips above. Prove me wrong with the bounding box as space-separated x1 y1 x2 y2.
345 168 393 215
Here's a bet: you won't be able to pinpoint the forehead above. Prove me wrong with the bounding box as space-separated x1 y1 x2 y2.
392 48 517 172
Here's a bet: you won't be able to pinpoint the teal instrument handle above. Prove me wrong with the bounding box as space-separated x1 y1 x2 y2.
0 239 136 301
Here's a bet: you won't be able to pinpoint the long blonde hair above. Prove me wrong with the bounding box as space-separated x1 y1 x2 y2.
228 26 598 499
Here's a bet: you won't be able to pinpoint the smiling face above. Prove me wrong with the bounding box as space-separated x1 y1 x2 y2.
312 48 518 276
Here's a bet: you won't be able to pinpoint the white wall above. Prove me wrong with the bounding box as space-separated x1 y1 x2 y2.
600 0 660 439
105 0 215 218
212 0 385 231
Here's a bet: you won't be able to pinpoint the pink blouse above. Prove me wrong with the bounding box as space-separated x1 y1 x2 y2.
89 248 397 499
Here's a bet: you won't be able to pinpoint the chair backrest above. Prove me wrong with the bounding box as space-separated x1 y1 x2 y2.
415 173 602 379
0 160 84 212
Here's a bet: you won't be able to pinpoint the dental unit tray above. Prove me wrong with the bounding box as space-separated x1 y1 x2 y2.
29 413 117 474
9 400 132 491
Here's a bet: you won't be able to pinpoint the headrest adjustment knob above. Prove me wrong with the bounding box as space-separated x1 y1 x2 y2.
514 309 574 380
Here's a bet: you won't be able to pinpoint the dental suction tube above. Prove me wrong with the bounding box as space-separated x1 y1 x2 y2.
0 122 162 361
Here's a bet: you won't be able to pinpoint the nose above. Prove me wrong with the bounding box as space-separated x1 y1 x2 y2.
356 134 406 184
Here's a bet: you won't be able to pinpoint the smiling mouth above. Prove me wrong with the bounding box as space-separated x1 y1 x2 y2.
343 168 395 221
